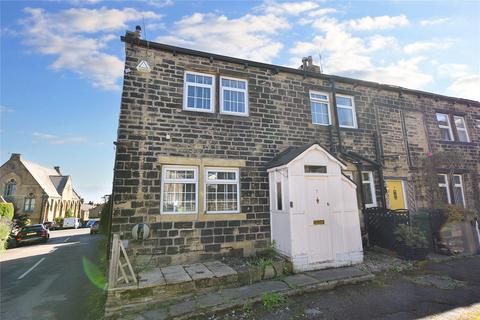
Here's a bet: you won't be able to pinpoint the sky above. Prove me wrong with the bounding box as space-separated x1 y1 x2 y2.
1 0 479 202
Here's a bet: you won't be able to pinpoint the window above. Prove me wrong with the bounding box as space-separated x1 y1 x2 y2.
452 174 465 207
453 116 470 142
304 165 327 174
436 113 453 141
361 172 377 208
276 181 283 211
4 179 16 197
220 77 248 116
310 91 331 125
205 168 240 213
24 193 35 212
437 174 451 204
183 71 215 112
336 95 357 128
161 166 198 214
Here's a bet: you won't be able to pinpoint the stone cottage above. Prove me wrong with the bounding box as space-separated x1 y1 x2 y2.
0 153 83 223
112 29 480 268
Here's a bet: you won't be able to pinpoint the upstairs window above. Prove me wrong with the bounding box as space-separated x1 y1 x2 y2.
161 166 198 214
362 171 377 208
24 193 35 212
183 71 215 112
437 174 451 204
336 95 357 128
205 168 240 213
453 116 470 142
4 179 16 197
452 174 465 207
220 77 248 116
436 113 453 141
310 91 331 125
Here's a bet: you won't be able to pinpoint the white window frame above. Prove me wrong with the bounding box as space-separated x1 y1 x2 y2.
452 174 466 207
437 173 451 204
436 113 454 141
204 168 240 214
361 171 377 208
220 76 249 116
310 91 331 126
336 94 357 129
453 116 470 142
160 165 198 214
183 71 215 113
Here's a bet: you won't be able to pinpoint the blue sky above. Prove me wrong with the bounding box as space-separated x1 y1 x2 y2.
1 0 479 202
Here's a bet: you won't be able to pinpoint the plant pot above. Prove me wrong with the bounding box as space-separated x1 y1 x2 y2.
396 244 429 260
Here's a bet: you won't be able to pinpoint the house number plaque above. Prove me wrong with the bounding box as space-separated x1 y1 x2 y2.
313 219 325 225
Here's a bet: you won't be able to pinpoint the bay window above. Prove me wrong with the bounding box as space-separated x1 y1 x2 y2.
161 166 198 214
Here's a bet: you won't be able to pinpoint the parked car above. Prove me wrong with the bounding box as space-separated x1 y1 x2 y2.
90 221 100 235
43 221 60 230
16 224 50 246
62 217 81 229
86 219 99 228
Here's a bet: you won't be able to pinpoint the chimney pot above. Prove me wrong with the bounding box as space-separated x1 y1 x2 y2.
54 166 61 174
11 153 21 160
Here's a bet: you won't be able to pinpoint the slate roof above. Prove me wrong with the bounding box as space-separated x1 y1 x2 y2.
20 159 81 199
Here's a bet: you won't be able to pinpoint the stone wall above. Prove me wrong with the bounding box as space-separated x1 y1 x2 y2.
113 37 480 267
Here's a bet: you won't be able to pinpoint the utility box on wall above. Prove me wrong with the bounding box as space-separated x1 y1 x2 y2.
267 143 364 272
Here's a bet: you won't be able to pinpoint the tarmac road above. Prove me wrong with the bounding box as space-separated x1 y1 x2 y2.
0 228 105 320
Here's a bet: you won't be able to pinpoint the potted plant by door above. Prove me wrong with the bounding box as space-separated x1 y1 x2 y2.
395 225 429 260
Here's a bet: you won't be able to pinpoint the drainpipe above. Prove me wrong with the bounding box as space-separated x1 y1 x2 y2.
330 78 342 153
373 132 387 208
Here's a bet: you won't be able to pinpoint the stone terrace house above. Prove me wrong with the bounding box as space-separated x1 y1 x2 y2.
112 30 480 268
0 154 83 224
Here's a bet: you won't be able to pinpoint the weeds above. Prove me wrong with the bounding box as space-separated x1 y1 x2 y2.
261 292 287 311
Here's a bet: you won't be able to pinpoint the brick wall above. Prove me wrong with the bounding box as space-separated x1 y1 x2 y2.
112 37 480 267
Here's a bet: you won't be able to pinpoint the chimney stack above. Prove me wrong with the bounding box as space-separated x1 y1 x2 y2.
126 25 142 39
54 166 61 174
10 153 21 160
299 56 321 73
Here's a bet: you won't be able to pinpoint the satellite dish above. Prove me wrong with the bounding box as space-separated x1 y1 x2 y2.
136 60 151 73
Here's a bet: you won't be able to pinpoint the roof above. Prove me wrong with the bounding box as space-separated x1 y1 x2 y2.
266 142 346 169
122 36 480 105
19 159 81 199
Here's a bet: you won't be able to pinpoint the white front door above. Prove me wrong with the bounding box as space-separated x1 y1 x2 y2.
305 177 333 263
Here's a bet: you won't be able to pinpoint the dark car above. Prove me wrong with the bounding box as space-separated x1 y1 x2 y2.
90 221 100 235
43 221 60 230
16 224 50 246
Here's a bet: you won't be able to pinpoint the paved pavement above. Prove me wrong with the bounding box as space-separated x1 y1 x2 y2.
0 228 105 320
214 256 480 320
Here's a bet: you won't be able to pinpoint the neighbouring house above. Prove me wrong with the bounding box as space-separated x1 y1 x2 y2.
88 203 104 219
81 202 95 221
111 29 479 270
0 154 83 224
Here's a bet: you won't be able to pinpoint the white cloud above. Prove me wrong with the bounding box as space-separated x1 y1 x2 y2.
0 105 14 113
347 14 409 31
33 132 87 145
157 12 290 62
142 0 174 8
438 63 469 78
446 75 480 101
420 18 449 26
259 1 319 16
290 16 432 90
19 7 161 90
403 40 453 54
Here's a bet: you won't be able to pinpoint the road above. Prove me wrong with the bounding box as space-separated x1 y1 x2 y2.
0 228 105 320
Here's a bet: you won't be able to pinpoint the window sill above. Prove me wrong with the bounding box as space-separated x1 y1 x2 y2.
434 140 473 146
155 213 247 222
339 126 358 131
182 107 215 114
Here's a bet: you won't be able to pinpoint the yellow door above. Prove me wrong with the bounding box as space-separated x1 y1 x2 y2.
386 180 406 210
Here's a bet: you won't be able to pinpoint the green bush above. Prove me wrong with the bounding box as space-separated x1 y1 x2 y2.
65 208 74 218
54 216 64 224
0 218 12 254
0 203 14 220
13 214 31 228
99 197 111 235
395 225 429 249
